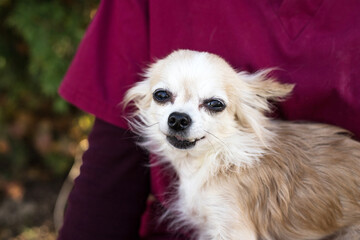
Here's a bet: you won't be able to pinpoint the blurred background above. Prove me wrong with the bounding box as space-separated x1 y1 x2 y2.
0 0 99 239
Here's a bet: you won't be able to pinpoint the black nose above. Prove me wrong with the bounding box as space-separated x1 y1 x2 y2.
168 112 192 131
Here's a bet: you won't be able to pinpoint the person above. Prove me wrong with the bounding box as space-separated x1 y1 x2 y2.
57 1 360 239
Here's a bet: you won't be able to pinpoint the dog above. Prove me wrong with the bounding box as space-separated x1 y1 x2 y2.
123 50 360 240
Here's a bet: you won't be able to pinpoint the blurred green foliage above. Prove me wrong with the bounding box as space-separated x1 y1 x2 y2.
0 0 98 180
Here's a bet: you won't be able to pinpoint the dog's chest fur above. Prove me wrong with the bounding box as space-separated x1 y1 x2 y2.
174 168 256 240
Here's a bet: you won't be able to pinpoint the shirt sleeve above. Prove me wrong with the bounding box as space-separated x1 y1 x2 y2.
59 0 149 129
58 118 150 240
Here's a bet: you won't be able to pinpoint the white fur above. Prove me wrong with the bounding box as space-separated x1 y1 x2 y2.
123 50 289 239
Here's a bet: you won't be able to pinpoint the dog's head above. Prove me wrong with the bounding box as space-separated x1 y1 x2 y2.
124 50 293 167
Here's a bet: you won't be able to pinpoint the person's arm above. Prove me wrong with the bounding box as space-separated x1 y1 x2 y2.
58 118 150 240
57 0 151 237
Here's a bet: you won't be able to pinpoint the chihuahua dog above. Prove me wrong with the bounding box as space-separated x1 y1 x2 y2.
124 50 360 240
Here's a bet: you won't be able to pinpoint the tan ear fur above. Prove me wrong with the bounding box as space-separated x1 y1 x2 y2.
231 70 294 145
239 70 294 112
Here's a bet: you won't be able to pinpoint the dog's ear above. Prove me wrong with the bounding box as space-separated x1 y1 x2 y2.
122 59 166 112
238 70 294 112
122 79 152 117
231 70 294 144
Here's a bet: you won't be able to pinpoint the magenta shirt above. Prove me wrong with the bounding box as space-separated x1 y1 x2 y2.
59 0 360 237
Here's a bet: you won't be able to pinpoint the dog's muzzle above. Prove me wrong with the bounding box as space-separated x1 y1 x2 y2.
166 112 204 149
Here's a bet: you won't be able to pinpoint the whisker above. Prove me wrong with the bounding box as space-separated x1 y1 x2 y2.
203 129 233 155
206 137 217 153
203 129 226 145
146 122 159 128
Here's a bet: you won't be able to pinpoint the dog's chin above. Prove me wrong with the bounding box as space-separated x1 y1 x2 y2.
166 135 205 150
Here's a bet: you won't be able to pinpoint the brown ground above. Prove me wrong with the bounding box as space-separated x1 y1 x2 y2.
0 177 63 240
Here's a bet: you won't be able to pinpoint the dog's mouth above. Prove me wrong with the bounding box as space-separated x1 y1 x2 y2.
166 135 205 149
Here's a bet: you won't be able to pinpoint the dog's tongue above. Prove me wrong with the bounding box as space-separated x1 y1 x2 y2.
175 135 186 141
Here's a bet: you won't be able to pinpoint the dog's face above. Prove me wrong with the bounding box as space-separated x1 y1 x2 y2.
124 50 293 162
147 52 235 152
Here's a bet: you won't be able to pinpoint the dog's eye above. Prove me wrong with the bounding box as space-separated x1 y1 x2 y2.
153 89 171 103
204 99 226 112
